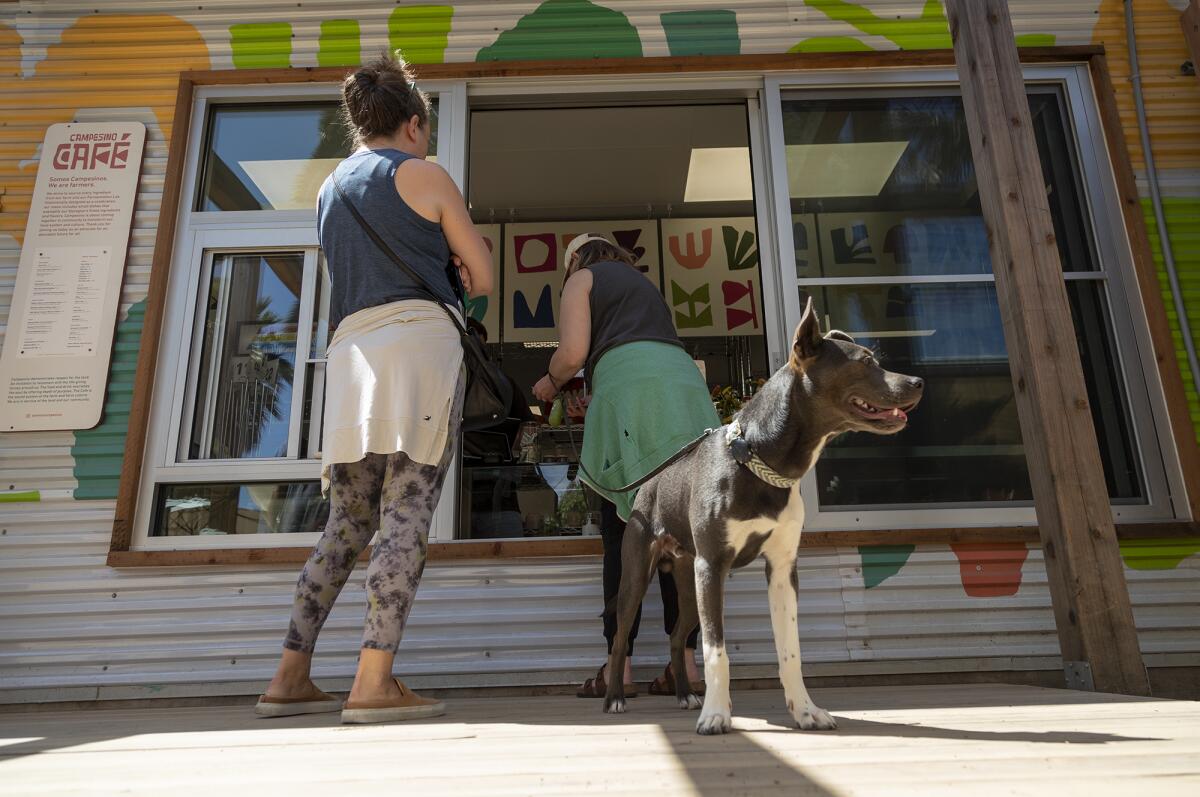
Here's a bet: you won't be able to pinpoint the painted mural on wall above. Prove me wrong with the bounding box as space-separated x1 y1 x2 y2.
2 2 1199 593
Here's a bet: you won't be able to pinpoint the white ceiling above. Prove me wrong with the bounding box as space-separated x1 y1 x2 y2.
468 104 752 222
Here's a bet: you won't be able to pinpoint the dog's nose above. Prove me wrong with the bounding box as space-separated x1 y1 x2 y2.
909 377 924 390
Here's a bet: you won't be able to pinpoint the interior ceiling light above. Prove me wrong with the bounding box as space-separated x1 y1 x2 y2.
683 147 754 202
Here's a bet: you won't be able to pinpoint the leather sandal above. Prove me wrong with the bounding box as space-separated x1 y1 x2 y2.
254 686 342 717
648 664 705 696
576 664 639 698
340 678 445 724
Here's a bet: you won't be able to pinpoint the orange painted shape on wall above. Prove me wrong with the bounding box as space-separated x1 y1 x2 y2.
950 542 1030 598
0 15 211 243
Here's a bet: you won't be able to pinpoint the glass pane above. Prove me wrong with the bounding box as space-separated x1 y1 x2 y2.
783 92 1098 279
803 283 1032 508
804 281 1145 507
460 463 600 539
1066 281 1143 500
152 481 326 537
189 253 303 460
1028 91 1100 272
459 103 770 539
198 100 438 211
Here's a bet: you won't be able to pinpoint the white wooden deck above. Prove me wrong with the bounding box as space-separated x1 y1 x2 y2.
1 684 1197 796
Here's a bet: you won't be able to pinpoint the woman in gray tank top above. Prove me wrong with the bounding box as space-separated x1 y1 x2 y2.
256 53 493 724
533 235 720 700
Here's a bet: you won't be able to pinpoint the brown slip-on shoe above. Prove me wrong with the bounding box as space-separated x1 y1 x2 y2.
254 687 342 718
341 678 446 724
576 664 639 698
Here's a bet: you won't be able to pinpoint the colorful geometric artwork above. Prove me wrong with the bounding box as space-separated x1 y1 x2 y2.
513 284 555 329
815 211 991 279
668 228 712 270
230 22 292 69
514 232 559 274
950 543 1030 598
722 279 758 332
661 10 741 57
502 220 659 343
1119 538 1200 571
722 225 758 270
661 218 761 337
317 20 361 67
671 281 713 330
388 5 454 64
472 224 502 342
859 544 916 589
476 0 642 62
792 215 818 278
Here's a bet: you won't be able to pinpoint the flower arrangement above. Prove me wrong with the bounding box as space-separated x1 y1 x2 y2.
711 379 766 424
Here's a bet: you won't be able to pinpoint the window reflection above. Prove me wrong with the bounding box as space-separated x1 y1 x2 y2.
785 91 1143 509
190 253 303 460
153 481 326 536
198 101 438 212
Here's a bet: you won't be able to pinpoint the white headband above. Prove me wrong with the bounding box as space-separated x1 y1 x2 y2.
563 233 611 271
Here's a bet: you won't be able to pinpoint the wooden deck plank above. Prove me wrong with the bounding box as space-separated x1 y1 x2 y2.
0 685 1196 796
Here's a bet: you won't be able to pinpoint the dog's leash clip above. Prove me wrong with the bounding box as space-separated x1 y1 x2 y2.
725 419 753 465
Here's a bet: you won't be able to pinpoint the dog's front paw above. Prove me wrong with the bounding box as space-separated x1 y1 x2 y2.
792 703 837 731
696 706 732 735
603 696 627 714
678 693 702 711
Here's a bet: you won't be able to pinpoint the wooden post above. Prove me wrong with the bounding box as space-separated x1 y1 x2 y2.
1184 1 1200 85
945 0 1151 696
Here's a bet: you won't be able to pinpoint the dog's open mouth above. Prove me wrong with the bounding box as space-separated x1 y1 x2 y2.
849 396 917 424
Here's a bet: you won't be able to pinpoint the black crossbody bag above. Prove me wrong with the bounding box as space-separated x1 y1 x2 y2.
332 175 513 431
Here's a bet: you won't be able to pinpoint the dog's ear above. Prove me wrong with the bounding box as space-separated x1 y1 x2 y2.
825 330 855 344
790 296 823 368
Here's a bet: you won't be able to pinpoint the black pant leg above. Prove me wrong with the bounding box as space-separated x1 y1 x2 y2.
601 499 641 654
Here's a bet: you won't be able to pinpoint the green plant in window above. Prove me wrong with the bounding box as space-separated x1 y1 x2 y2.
559 482 589 529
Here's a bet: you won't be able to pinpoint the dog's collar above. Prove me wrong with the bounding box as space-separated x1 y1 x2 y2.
724 419 800 490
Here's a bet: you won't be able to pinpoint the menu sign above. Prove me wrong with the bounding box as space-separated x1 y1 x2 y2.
0 122 146 431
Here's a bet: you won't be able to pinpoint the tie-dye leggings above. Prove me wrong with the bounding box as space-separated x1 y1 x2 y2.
283 377 464 654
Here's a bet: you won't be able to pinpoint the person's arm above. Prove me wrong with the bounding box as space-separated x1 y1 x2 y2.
393 160 494 297
532 270 592 402
432 166 494 297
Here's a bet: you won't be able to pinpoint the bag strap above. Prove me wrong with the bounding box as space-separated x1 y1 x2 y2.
331 172 468 338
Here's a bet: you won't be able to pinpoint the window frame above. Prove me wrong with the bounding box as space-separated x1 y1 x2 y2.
130 80 466 551
762 64 1186 529
109 51 1200 563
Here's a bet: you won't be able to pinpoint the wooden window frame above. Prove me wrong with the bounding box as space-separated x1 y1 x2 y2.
109 47 1200 567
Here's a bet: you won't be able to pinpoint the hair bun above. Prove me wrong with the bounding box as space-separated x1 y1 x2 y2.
355 70 378 90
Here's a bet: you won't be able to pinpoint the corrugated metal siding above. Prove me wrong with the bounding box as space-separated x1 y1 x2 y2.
2 505 1195 702
0 1 1198 703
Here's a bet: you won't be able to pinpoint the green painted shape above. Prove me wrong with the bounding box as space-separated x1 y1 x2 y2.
0 491 41 503
1015 33 1056 48
389 5 453 65
1119 537 1200 571
660 10 740 57
477 0 641 62
318 19 361 67
230 22 292 69
71 300 146 500
789 36 872 54
859 544 915 588
805 0 952 51
1142 198 1200 440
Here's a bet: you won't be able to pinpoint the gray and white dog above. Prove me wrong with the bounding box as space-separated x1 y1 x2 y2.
603 297 924 734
